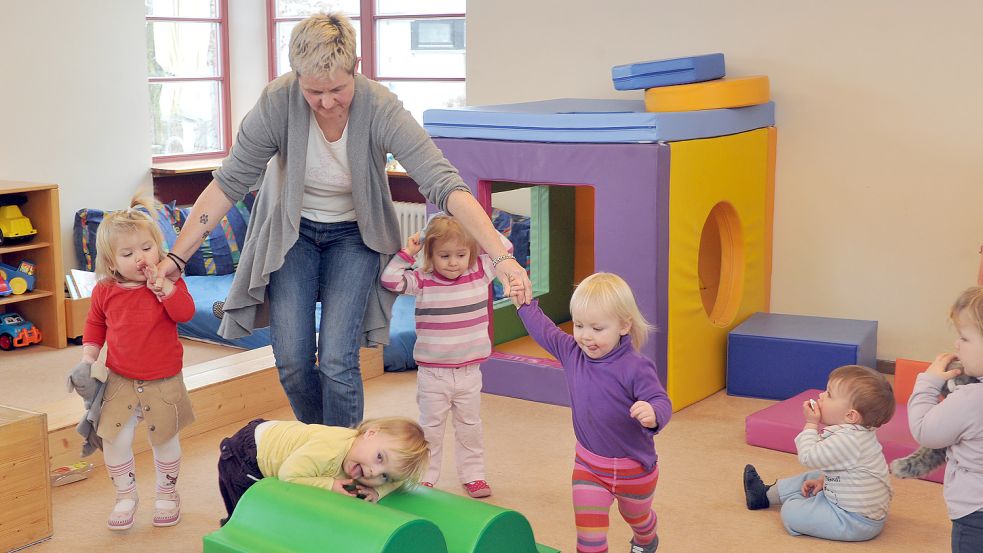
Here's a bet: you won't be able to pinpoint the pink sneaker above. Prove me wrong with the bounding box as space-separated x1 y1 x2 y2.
108 493 139 531
463 480 492 498
419 481 434 488
152 491 181 527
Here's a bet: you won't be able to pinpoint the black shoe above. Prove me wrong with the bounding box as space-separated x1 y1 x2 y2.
743 464 772 510
629 536 658 553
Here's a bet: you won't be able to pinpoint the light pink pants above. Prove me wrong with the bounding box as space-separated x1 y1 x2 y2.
417 364 485 484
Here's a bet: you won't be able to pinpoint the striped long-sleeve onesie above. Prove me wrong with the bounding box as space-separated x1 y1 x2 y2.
381 245 507 368
795 424 893 520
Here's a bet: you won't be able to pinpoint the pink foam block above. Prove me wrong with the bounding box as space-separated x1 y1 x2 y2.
745 389 944 483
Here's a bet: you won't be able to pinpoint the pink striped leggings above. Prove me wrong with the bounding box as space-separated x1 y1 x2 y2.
572 442 659 553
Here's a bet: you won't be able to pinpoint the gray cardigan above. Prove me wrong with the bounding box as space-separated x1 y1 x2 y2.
213 72 468 346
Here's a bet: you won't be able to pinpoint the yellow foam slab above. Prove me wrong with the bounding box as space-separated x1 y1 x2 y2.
645 76 770 112
666 127 776 410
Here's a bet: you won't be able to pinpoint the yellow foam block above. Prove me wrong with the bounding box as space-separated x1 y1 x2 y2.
645 76 770 112
666 127 776 410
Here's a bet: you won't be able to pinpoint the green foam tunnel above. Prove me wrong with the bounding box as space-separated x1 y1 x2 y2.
379 486 560 553
203 479 448 553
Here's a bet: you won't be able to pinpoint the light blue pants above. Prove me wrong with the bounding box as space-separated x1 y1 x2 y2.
776 470 885 542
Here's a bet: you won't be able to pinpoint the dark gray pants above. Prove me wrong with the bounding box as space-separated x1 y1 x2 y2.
953 510 983 553
217 418 266 519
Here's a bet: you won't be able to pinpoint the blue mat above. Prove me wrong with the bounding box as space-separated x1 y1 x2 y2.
423 99 774 143
611 53 725 91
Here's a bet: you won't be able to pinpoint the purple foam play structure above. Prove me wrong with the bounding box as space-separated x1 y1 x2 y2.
745 389 944 484
433 138 671 406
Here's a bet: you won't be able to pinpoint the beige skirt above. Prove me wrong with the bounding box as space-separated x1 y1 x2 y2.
98 370 196 446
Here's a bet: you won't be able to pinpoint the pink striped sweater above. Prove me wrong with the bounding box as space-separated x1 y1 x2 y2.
381 245 508 368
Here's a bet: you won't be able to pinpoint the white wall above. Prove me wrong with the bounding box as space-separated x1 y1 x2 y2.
3 1 980 361
227 0 269 134
468 1 983 361
0 2 153 271
0 1 270 272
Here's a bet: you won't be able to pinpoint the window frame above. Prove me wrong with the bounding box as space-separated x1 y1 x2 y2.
147 0 233 162
266 0 465 86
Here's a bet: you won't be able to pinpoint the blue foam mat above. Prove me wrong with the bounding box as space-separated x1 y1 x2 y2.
423 99 774 143
611 53 725 91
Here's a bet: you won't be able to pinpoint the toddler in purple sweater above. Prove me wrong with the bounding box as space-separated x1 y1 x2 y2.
515 272 671 553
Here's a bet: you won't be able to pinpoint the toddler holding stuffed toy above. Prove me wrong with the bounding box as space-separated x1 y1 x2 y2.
908 286 983 552
70 200 195 530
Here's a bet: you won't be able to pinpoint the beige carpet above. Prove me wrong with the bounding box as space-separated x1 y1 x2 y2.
0 339 239 413
4 349 952 552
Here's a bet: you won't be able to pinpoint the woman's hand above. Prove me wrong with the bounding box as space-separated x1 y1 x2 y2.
495 258 532 305
153 256 181 293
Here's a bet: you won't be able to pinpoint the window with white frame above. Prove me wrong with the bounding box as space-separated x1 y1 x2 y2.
270 0 465 124
146 0 231 160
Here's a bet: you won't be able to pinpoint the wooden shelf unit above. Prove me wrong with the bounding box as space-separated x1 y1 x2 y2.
0 181 67 348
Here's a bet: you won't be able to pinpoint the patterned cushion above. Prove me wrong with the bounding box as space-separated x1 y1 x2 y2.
73 194 254 276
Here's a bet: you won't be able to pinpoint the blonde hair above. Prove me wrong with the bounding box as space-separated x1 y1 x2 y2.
93 198 166 284
420 215 478 274
355 417 429 488
569 272 653 351
950 286 983 336
289 12 358 77
828 365 895 428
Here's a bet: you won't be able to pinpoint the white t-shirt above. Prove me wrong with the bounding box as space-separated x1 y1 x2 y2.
300 117 356 222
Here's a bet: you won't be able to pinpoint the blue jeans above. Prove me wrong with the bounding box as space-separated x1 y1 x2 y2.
953 510 983 553
776 470 884 541
268 220 378 427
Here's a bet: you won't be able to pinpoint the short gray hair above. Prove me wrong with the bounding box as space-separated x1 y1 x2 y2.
288 12 358 77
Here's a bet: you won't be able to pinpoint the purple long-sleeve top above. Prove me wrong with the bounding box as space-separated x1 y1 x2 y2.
517 300 672 470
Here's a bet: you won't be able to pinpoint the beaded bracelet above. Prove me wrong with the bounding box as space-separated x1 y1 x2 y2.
490 253 516 268
166 251 187 272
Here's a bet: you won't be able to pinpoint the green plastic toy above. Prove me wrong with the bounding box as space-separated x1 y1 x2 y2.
202 479 560 553
380 485 560 553
203 479 447 553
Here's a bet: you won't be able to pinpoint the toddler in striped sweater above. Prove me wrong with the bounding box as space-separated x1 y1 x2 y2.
743 364 896 542
381 214 514 498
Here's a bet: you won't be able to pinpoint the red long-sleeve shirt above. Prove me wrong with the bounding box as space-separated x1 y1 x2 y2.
83 279 195 380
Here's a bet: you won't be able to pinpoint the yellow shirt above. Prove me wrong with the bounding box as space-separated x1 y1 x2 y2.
255 421 399 497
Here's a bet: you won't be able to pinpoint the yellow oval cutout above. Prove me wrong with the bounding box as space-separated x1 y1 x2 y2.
698 202 745 326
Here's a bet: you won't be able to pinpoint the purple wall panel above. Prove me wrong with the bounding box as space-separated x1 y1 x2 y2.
434 138 671 404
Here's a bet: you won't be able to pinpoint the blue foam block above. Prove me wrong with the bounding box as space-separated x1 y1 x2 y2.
727 312 877 400
423 99 774 144
611 53 726 91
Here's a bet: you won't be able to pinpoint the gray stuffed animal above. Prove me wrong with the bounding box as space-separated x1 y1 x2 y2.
66 361 106 456
66 361 100 408
891 361 977 479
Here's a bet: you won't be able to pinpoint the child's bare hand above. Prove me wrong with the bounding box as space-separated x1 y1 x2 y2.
358 486 380 503
140 262 165 300
926 353 962 380
334 479 360 497
800 477 824 496
405 232 422 257
629 400 657 428
802 399 821 425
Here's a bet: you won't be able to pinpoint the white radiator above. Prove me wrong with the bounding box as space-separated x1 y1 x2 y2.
393 201 428 241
